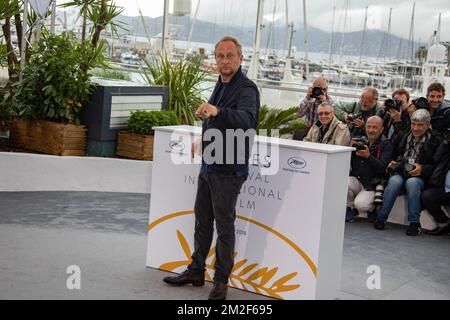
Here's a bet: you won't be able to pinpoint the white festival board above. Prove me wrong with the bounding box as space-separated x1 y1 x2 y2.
146 126 352 300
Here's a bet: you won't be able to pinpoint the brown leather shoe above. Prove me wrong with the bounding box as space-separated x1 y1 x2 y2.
208 281 228 300
163 270 205 286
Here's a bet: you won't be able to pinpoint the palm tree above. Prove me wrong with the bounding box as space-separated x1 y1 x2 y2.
257 105 305 137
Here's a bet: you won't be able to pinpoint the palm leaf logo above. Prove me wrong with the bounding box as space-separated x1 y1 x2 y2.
159 230 301 299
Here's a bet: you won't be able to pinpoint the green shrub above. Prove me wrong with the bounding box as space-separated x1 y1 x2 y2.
128 110 180 136
257 105 305 137
11 31 104 124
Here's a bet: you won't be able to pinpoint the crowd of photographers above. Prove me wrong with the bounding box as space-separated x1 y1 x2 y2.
297 79 450 236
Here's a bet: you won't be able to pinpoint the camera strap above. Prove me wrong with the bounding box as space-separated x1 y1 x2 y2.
375 140 389 159
352 102 357 114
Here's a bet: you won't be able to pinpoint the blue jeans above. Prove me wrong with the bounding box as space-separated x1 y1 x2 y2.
377 174 424 223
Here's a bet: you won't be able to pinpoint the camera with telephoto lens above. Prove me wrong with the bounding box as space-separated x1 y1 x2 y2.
353 136 369 151
311 86 325 98
371 177 386 205
384 98 402 112
411 97 430 110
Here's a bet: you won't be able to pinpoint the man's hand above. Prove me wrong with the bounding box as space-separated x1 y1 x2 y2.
405 103 416 118
409 163 422 177
388 109 401 123
195 102 219 119
387 161 397 171
355 145 370 158
352 118 365 128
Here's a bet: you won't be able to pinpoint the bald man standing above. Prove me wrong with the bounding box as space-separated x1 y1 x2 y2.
294 77 334 140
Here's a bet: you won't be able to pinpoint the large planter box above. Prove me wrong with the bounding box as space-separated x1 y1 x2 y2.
116 131 154 160
10 118 87 156
80 78 168 157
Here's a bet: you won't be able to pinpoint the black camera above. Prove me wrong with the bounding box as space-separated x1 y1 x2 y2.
347 113 362 131
384 98 402 112
404 163 416 174
387 160 416 177
387 161 403 176
411 97 430 110
311 86 325 98
353 136 369 151
371 177 386 205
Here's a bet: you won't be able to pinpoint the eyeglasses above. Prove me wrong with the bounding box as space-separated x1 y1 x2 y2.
318 112 332 116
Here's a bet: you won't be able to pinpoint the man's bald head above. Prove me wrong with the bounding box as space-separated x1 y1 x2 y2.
365 116 384 143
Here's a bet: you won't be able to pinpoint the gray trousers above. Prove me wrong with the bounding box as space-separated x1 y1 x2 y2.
188 171 247 283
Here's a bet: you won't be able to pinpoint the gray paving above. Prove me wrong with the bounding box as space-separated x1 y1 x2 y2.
0 191 449 300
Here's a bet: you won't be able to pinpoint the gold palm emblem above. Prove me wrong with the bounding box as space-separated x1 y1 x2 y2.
160 230 301 299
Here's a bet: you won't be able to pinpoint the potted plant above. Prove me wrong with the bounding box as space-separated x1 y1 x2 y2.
141 54 210 125
5 1 125 156
9 31 100 155
116 110 180 160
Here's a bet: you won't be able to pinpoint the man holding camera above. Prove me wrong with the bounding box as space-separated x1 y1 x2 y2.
303 102 350 146
335 87 382 138
381 89 411 143
295 77 334 140
374 109 442 236
421 131 450 235
426 82 450 136
346 116 393 222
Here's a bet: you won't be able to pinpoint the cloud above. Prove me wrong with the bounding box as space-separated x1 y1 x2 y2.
109 0 450 41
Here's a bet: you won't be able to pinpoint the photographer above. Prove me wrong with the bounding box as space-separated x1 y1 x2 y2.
335 87 382 138
303 102 350 146
294 77 334 140
426 83 450 136
381 88 411 144
346 116 393 222
374 109 442 236
421 130 450 235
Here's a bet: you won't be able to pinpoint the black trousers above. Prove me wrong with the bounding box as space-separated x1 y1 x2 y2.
188 171 247 283
421 187 450 223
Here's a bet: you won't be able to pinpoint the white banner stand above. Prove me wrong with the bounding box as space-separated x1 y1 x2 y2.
146 125 353 300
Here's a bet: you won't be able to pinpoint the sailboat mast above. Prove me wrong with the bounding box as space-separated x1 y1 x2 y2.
328 5 336 66
437 13 441 43
387 8 392 60
161 0 169 53
187 0 201 51
358 6 368 69
248 0 264 80
303 0 309 79
407 2 415 89
284 0 289 55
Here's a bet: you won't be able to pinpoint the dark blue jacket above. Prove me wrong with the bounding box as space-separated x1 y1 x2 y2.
430 100 450 136
202 67 260 174
350 135 393 190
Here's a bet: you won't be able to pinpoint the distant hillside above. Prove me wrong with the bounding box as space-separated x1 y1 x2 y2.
116 14 423 59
